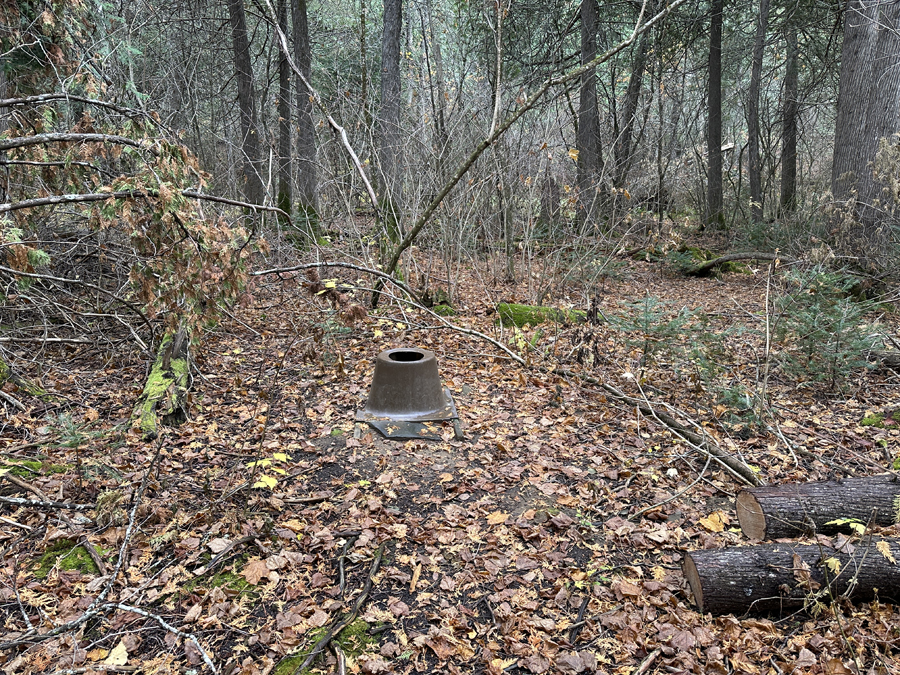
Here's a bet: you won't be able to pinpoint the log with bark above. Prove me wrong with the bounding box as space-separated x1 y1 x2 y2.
685 252 797 277
683 538 900 615
736 474 900 540
132 327 190 439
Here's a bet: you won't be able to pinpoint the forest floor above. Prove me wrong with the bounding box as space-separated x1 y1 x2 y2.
1 247 900 675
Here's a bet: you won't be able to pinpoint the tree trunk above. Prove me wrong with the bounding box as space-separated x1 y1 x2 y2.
226 0 266 206
613 28 650 189
705 0 724 228
276 0 292 223
576 0 604 226
683 538 900 616
832 0 900 250
378 0 403 240
292 0 318 236
747 0 769 223
736 474 900 541
780 25 799 215
424 0 449 184
133 328 190 440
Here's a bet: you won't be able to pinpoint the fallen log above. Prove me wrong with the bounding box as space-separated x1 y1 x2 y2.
0 356 56 403
683 538 900 616
685 251 797 277
132 327 190 439
736 474 900 540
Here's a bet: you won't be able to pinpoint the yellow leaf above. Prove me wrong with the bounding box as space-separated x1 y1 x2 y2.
395 322 406 330
374 329 384 338
877 540 896 564
252 475 278 489
87 648 109 662
567 148 579 162
824 557 841 574
273 453 289 462
492 658 518 670
103 641 128 666
486 510 509 525
623 188 631 199
698 511 727 532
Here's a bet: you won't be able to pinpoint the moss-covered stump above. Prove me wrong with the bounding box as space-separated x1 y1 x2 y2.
132 327 190 439
0 356 56 403
496 303 585 328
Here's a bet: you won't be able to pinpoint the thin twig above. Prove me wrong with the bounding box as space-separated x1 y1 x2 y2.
634 648 662 675
105 602 217 674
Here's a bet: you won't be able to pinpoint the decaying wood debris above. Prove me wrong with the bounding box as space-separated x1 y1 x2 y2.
132 327 190 439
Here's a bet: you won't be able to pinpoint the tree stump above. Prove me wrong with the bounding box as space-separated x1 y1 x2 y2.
683 538 900 616
132 328 190 439
736 475 900 540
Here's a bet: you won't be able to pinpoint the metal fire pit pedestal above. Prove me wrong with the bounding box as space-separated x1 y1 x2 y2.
356 348 463 440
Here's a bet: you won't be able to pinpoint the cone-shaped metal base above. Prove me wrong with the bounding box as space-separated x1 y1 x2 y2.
356 348 460 439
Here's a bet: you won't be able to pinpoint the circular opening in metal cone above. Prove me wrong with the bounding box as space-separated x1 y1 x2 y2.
389 351 424 362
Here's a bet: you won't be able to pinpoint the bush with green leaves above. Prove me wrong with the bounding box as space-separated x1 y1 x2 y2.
773 267 880 390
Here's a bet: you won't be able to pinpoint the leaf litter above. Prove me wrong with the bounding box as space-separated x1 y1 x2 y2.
0 257 898 674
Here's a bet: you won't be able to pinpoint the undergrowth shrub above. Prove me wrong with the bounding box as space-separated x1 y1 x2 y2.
773 267 880 390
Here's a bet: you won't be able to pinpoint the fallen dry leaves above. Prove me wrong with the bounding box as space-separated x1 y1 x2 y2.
0 254 898 675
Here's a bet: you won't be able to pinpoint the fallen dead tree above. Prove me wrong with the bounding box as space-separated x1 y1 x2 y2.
737 474 900 540
132 327 190 439
683 538 900 615
685 252 797 276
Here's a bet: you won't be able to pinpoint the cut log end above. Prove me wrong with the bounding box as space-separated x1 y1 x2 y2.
735 490 765 540
682 552 704 612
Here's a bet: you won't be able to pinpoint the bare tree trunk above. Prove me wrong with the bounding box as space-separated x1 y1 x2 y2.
379 0 403 242
747 0 769 223
576 0 604 227
614 28 650 189
276 0 292 223
832 0 900 241
226 0 266 206
779 25 798 215
292 0 318 234
705 0 724 228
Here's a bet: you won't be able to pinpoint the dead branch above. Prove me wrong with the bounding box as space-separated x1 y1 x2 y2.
0 496 93 511
0 132 154 153
550 368 761 486
252 261 526 365
0 188 289 219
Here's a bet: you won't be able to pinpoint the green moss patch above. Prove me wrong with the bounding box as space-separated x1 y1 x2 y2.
496 303 585 328
33 540 100 579
432 304 456 317
2 460 69 477
861 410 898 428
